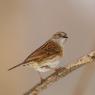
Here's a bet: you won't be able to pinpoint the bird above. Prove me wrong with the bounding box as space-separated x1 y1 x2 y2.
8 31 68 82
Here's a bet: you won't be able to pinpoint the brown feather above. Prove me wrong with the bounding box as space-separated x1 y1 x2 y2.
24 40 63 64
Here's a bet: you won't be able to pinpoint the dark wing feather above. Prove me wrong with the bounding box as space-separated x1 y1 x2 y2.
24 40 63 63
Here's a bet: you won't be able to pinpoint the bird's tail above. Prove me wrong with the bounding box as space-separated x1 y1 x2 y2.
8 62 27 71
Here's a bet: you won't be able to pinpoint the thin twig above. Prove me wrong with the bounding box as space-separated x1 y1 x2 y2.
24 50 95 95
73 65 95 95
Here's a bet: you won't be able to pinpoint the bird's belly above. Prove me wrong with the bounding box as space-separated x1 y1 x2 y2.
29 60 60 72
37 60 59 72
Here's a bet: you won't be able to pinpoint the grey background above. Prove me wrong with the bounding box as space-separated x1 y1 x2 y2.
0 0 95 95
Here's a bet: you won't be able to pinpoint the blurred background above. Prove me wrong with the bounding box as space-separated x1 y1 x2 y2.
0 0 95 95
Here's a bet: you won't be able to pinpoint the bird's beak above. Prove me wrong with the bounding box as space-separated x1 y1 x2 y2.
65 36 68 38
63 35 68 38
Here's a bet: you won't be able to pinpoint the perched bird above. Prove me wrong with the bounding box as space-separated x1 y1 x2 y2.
8 32 68 82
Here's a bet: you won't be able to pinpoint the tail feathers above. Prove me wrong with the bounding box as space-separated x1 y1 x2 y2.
8 62 26 71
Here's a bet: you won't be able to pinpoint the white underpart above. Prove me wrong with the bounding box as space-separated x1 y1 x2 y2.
29 57 60 72
36 60 60 72
53 37 66 48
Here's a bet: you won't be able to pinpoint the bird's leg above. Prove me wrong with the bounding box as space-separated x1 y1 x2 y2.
41 65 66 73
39 66 66 82
38 65 54 83
54 67 66 76
37 71 45 83
54 67 66 72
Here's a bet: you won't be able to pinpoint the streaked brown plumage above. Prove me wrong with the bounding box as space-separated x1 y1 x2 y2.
24 40 63 63
8 32 68 73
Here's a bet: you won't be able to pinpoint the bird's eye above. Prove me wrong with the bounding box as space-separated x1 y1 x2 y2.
54 34 60 39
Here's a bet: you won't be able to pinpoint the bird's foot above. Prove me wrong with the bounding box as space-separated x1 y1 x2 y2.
40 77 45 83
54 67 66 75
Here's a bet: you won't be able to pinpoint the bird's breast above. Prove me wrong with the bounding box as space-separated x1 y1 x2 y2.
29 56 60 72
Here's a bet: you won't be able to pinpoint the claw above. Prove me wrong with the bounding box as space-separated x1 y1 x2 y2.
55 67 66 72
40 78 45 83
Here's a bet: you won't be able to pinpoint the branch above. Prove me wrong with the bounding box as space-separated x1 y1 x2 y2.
24 50 95 95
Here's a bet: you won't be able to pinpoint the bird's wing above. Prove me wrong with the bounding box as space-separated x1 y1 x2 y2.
24 40 63 63
8 40 63 71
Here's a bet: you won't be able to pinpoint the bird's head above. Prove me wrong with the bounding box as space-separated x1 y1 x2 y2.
51 31 68 45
